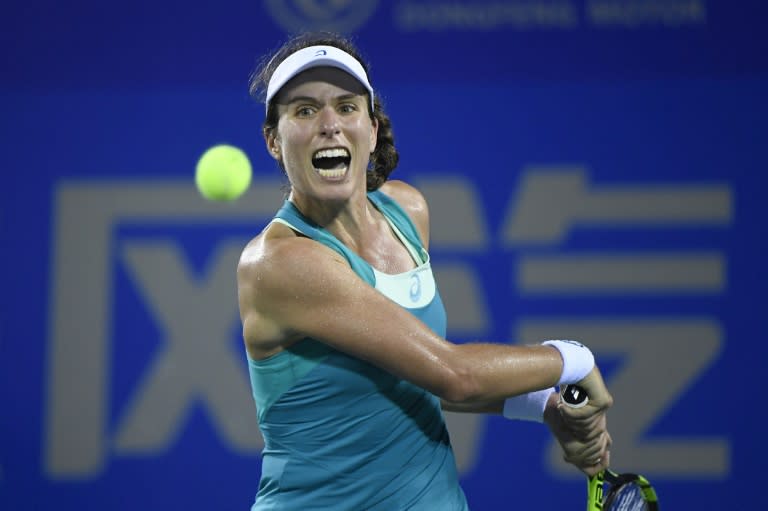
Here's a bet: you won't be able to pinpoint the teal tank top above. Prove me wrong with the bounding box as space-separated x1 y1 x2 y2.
247 190 469 510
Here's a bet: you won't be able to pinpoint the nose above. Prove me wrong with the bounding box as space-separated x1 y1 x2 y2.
318 107 340 138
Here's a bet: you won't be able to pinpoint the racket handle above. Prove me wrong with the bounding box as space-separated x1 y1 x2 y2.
586 469 606 511
560 384 589 408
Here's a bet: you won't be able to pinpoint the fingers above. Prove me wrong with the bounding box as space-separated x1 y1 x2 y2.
558 407 607 442
587 447 611 476
557 399 611 423
558 404 604 426
563 430 610 464
547 370 615 477
580 450 611 477
574 367 614 411
564 431 612 476
557 408 612 476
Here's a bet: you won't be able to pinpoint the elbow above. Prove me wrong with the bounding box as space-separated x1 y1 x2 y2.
438 364 482 404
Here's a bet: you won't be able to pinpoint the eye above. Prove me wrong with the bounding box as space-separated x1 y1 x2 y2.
295 105 316 117
338 103 357 114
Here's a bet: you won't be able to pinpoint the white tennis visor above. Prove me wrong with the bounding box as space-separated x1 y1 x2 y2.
265 45 375 113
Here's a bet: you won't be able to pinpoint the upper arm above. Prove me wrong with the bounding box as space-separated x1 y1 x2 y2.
237 233 468 400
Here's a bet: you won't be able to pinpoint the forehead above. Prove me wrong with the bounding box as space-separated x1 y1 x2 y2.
273 66 368 104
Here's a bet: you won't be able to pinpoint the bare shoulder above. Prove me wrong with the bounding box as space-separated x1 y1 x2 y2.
379 179 428 215
237 222 349 358
237 222 299 289
379 180 430 247
238 223 346 289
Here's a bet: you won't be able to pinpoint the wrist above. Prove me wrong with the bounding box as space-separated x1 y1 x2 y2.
542 340 595 385
502 388 555 423
542 392 562 428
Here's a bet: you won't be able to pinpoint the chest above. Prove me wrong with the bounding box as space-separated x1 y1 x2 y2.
357 222 418 275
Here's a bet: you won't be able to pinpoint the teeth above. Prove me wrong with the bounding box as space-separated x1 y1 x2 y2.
316 168 347 178
314 148 349 159
312 147 350 178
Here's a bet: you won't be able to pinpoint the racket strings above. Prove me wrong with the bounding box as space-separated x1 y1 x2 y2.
601 471 659 511
604 481 651 511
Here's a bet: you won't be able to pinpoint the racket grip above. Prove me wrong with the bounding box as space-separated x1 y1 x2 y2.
586 469 606 511
560 384 589 408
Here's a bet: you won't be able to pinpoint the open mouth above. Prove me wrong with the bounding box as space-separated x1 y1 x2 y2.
312 148 351 178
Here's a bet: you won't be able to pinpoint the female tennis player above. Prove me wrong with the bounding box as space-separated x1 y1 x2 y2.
237 31 613 510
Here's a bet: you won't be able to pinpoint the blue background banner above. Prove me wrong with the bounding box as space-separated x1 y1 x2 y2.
2 1 767 509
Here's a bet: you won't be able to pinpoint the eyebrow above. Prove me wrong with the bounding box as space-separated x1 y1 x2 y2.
283 93 361 105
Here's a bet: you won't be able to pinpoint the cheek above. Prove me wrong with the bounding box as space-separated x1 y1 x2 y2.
274 124 298 158
278 120 313 147
350 118 376 152
362 119 377 153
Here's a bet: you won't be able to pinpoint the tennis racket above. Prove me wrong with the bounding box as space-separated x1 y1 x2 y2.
560 385 660 511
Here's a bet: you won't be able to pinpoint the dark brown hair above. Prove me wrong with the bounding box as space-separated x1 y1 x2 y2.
249 32 399 191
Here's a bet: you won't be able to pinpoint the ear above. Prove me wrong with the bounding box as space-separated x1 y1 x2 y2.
265 132 281 161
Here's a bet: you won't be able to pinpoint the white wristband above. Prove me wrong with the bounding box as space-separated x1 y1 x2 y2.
502 388 555 423
542 340 595 385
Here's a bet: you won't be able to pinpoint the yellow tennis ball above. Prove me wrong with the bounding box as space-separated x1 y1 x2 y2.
195 144 252 201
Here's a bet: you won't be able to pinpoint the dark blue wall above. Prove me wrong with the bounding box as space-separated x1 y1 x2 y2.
2 1 767 509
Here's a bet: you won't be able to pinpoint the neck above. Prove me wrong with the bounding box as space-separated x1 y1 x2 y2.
289 188 377 248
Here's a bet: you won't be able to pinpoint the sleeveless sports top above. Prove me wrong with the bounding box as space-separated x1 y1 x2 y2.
247 190 469 510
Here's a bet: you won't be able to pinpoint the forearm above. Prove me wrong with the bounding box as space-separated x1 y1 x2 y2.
440 399 503 414
451 343 562 402
442 388 557 423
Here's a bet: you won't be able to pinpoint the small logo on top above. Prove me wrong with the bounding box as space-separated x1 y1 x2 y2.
264 0 380 33
409 273 422 302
